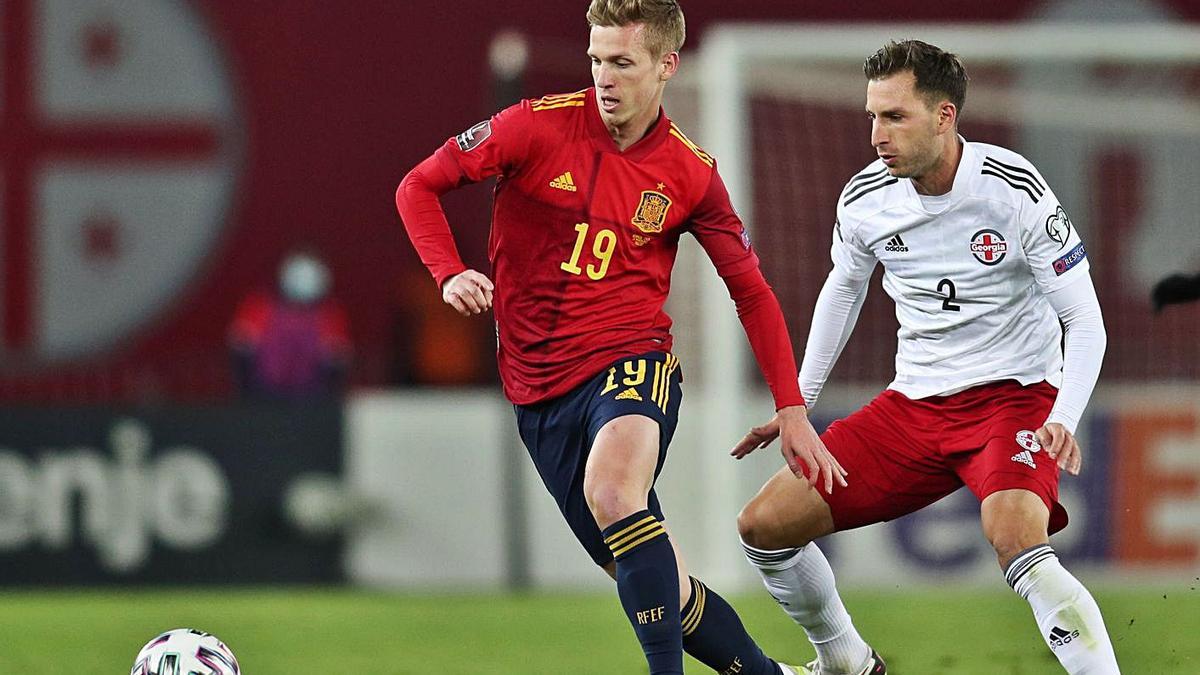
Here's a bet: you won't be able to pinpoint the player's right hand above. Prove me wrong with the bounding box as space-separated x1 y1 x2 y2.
442 269 494 316
730 415 781 459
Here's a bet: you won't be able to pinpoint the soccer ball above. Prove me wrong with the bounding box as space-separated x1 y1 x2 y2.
130 628 240 675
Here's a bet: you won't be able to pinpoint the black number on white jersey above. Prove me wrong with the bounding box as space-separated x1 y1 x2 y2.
938 278 962 311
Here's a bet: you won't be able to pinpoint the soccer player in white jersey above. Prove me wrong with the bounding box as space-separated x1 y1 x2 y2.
732 40 1119 675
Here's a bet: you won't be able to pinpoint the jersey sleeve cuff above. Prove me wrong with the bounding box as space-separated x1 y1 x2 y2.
1045 410 1079 436
774 394 807 411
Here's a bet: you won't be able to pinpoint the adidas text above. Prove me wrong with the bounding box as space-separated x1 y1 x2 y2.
884 234 909 252
1047 626 1080 650
550 172 578 192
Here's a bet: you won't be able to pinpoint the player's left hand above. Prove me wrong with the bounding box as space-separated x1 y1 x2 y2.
1035 422 1081 475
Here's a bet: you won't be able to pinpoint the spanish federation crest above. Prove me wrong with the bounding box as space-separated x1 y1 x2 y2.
632 190 672 234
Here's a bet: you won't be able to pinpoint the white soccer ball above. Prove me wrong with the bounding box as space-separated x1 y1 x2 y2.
130 628 240 675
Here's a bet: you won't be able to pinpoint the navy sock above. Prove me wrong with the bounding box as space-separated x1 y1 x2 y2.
603 511 683 675
682 577 780 675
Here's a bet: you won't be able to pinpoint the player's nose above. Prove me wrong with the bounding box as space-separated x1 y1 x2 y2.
870 120 887 147
594 64 615 87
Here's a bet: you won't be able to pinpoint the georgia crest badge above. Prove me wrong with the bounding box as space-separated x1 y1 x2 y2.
632 190 672 234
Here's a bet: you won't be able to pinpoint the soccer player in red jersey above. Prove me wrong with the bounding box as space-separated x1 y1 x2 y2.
395 2 848 673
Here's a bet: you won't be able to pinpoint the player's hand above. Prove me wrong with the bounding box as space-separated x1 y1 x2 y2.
730 414 781 459
731 406 849 494
442 269 494 316
1035 422 1081 476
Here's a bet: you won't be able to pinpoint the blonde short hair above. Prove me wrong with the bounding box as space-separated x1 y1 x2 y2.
586 0 685 58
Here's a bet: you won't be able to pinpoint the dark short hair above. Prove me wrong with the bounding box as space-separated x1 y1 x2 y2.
864 40 968 112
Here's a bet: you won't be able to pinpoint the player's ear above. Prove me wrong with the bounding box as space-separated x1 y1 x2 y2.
659 51 679 82
938 101 958 132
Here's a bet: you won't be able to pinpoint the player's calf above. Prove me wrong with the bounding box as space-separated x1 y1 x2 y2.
741 541 874 675
1005 544 1120 674
603 511 684 674
679 576 786 675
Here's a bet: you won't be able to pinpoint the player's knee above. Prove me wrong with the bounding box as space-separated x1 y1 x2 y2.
988 527 1045 570
982 490 1052 569
584 481 645 529
737 499 788 549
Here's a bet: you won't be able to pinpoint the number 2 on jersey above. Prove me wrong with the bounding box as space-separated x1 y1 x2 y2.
937 278 962 311
561 222 616 281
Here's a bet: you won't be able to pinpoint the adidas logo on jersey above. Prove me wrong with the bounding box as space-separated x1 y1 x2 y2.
615 387 643 401
1011 450 1036 469
884 234 909 252
550 172 577 192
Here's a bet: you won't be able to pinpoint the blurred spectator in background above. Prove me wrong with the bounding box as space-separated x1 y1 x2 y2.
228 249 352 400
1151 271 1200 311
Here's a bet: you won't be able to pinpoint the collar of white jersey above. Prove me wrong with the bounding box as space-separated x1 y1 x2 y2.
901 135 978 211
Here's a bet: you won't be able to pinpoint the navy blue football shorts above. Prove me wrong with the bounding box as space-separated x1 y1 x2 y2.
514 351 684 566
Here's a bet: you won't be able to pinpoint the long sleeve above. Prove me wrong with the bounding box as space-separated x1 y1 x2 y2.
689 169 803 409
798 264 871 408
395 101 534 288
395 152 468 288
1043 274 1106 434
722 267 806 409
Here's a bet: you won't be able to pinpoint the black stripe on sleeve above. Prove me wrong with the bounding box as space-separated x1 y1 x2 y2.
982 159 1044 197
983 157 1046 193
846 166 889 189
981 168 1041 203
844 177 899 206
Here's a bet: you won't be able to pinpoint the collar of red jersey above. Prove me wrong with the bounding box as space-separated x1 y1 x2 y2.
584 87 671 160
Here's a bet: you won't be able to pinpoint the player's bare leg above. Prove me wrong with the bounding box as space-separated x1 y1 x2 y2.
739 467 880 675
739 466 836 549
982 489 1120 674
585 414 683 674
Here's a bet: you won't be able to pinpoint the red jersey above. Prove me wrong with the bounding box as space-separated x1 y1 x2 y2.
398 88 802 407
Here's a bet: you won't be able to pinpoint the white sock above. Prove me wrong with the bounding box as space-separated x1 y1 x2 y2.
743 540 871 675
1006 544 1120 674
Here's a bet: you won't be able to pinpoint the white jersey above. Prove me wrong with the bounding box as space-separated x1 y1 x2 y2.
832 139 1090 399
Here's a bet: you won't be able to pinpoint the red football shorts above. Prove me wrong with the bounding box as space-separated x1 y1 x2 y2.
819 380 1068 534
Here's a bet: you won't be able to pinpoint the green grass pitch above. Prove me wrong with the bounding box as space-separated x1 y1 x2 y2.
1 586 1195 673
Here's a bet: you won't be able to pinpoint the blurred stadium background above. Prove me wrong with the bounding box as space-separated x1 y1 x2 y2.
1 0 1198 673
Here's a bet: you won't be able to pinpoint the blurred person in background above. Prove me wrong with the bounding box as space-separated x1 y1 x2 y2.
395 1 847 674
228 248 352 400
1151 271 1200 311
734 41 1118 674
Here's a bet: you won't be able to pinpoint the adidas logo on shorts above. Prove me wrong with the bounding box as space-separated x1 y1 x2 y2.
1011 450 1036 469
615 387 643 402
1011 429 1040 468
